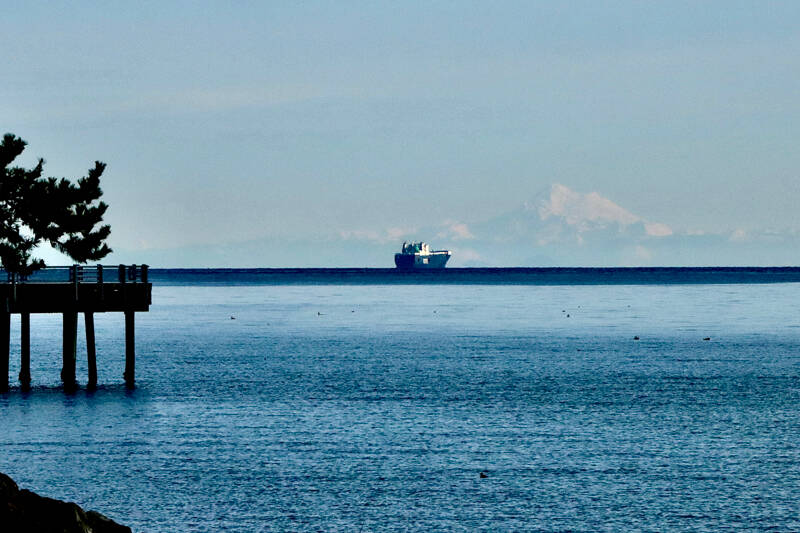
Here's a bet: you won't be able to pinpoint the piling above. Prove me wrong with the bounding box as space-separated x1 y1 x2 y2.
0 307 9 393
61 312 78 391
19 313 30 390
85 312 96 389
124 311 135 388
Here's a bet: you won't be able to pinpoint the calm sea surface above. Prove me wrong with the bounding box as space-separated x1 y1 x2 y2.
2 270 800 531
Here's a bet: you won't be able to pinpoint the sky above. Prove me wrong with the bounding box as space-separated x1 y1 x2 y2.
3 1 800 266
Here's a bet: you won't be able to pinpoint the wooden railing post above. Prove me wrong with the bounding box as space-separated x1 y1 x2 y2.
71 265 79 301
97 265 104 301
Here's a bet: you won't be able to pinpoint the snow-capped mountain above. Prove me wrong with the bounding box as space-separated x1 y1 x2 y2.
473 183 672 246
414 184 675 266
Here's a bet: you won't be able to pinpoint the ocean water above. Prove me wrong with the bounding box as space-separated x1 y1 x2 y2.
2 273 800 531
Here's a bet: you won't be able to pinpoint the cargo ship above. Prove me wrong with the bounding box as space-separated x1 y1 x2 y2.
394 241 451 269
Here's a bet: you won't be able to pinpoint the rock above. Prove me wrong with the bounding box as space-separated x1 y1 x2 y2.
0 472 130 533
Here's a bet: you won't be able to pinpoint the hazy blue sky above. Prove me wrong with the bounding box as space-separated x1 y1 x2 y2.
3 1 800 265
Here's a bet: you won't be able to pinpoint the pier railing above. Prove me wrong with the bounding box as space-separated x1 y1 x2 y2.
3 264 149 285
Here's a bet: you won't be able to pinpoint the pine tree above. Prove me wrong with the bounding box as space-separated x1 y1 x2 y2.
0 133 112 275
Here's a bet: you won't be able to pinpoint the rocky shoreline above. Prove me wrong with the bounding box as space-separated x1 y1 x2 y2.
0 472 130 532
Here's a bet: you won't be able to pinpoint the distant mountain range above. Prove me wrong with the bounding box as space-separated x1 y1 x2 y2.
439 183 674 266
109 184 800 267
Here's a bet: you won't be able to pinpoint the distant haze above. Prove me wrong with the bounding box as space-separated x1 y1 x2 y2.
4 1 800 266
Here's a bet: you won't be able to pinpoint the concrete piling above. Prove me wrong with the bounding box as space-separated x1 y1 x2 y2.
61 312 78 392
124 311 135 388
85 312 97 389
19 313 30 391
0 309 9 393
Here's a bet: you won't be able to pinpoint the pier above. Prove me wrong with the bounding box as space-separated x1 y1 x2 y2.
0 265 151 392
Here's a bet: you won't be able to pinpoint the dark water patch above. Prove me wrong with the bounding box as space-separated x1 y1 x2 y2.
148 266 800 286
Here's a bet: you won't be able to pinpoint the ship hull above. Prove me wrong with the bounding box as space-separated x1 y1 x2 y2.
394 253 450 269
